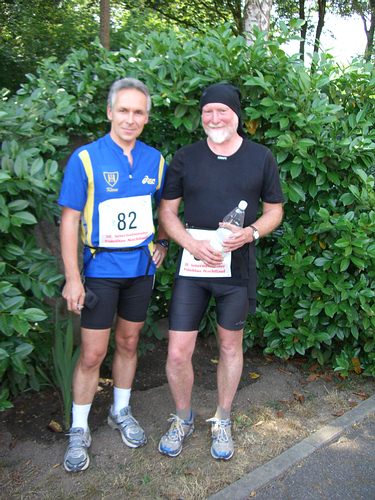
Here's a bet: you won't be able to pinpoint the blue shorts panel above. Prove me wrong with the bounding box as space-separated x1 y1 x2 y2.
81 276 154 329
168 278 255 332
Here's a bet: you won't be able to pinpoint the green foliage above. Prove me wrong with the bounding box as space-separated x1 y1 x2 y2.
241 52 375 376
0 23 374 405
0 84 63 408
0 0 99 92
52 314 80 430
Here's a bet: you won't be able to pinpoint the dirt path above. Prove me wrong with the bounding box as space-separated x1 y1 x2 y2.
1 337 374 499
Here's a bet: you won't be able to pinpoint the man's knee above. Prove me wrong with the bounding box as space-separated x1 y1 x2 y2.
167 344 192 366
219 333 243 358
115 329 141 355
79 347 107 370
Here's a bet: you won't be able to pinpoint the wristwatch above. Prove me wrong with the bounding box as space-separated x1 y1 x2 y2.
250 225 260 241
156 239 169 249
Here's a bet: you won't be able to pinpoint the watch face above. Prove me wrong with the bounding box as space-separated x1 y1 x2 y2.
251 227 259 240
157 239 169 248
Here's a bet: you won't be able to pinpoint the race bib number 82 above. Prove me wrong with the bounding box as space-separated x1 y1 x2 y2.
98 195 154 247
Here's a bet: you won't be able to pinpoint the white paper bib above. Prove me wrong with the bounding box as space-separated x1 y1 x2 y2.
98 195 153 247
179 228 232 278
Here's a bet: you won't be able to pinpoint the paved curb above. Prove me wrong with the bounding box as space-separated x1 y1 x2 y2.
208 394 375 500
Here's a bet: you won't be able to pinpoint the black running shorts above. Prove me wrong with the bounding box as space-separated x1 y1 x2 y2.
169 278 255 332
81 276 154 330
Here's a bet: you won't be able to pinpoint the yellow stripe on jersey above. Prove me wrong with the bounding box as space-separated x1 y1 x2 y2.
78 149 95 254
156 155 165 191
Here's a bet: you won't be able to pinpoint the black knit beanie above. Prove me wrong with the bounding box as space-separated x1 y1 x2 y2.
199 83 245 137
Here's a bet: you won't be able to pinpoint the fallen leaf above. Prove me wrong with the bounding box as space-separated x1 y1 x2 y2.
352 391 368 400
308 363 320 372
210 358 219 364
332 409 345 417
306 373 319 382
98 377 113 386
52 463 60 469
48 420 63 433
322 374 333 382
264 355 274 363
253 420 264 427
249 372 260 379
276 410 284 418
348 400 358 408
293 391 305 403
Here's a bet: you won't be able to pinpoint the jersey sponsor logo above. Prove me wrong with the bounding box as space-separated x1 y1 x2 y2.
142 175 156 185
103 171 119 192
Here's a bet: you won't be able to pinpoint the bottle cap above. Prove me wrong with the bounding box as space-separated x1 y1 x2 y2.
238 200 248 210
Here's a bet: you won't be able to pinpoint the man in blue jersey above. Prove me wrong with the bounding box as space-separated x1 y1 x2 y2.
158 83 284 461
58 77 169 472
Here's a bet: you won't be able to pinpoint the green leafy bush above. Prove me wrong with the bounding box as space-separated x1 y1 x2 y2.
1 23 374 410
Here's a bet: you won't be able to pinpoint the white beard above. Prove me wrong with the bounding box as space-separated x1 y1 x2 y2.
203 115 239 144
204 127 232 144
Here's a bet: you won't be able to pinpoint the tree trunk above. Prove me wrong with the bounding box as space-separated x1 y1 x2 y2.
299 0 307 62
100 0 110 49
243 0 273 41
361 0 375 61
313 0 326 54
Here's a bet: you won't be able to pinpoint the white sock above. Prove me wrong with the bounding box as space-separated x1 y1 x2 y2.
113 387 131 414
71 402 91 431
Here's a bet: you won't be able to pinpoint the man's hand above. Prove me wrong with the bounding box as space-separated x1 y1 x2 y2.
189 239 224 267
62 278 85 315
152 243 168 268
220 223 253 253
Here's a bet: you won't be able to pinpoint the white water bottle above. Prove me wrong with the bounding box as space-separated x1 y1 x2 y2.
210 200 248 252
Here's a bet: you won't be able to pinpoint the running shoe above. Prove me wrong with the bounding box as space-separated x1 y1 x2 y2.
108 405 147 448
206 417 234 460
63 427 92 472
158 414 194 457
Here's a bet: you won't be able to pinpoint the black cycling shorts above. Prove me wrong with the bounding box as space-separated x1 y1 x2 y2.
169 278 255 332
81 276 154 330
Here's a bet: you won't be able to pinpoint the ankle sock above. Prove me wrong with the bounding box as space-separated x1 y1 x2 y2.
176 408 193 422
214 406 230 421
71 402 91 431
113 387 131 414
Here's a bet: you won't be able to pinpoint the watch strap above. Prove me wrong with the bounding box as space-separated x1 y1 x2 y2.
156 239 169 249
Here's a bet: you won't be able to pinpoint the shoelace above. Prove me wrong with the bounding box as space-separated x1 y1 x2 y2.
206 418 231 443
166 414 186 441
67 430 87 449
118 413 138 431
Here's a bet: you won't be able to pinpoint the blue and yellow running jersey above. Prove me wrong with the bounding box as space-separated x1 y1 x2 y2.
58 134 167 278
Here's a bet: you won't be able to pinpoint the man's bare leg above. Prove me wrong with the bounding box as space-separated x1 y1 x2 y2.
166 330 198 415
108 317 147 448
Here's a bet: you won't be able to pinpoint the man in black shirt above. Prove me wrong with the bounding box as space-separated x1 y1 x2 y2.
158 83 284 460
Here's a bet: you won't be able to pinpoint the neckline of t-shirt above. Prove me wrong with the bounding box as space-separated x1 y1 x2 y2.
105 133 141 155
204 138 245 160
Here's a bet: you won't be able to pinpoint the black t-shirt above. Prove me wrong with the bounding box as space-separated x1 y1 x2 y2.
162 139 284 297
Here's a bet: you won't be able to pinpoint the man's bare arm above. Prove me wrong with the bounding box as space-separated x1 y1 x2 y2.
221 202 284 252
60 206 85 314
159 198 223 267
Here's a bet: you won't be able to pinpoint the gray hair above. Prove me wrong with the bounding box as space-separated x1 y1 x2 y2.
107 78 152 112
